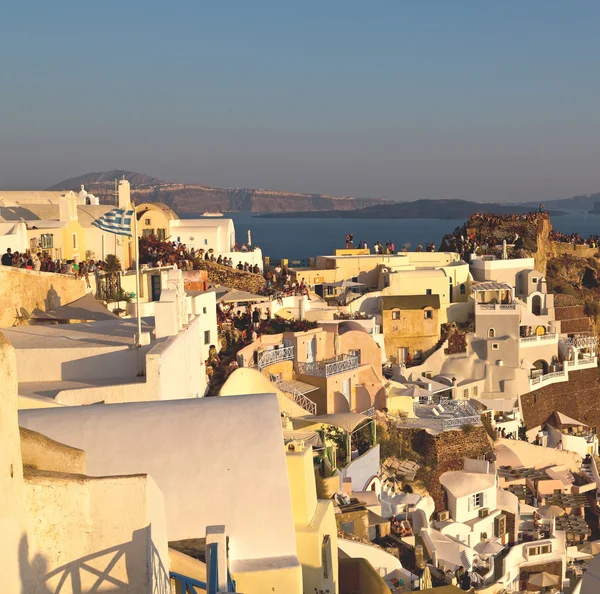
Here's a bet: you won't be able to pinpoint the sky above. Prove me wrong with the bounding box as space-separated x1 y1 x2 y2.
1 1 600 202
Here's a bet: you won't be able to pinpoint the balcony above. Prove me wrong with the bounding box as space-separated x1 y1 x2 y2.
475 302 517 313
519 333 558 346
390 400 481 432
560 336 597 349
529 369 567 390
257 345 294 371
566 356 597 370
297 354 359 378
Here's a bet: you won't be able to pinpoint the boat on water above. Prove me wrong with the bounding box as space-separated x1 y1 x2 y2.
202 212 224 217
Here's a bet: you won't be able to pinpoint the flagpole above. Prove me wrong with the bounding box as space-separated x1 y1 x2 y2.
132 202 142 347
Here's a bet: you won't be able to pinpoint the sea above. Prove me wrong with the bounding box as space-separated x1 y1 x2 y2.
188 211 600 261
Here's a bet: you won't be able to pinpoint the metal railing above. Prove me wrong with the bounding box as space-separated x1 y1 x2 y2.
477 303 517 310
170 572 206 594
257 345 294 370
530 370 566 386
297 354 359 377
390 400 481 431
361 406 376 417
268 372 317 415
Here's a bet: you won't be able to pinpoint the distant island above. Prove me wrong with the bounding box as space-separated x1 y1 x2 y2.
258 199 565 220
48 170 583 218
588 202 600 215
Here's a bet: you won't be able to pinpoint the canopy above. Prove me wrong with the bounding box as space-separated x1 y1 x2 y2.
528 572 559 588
275 308 295 320
398 385 434 399
474 540 503 556
323 279 365 288
303 412 370 433
282 429 323 449
537 504 565 518
477 398 517 413
214 286 269 303
553 411 588 428
31 293 119 322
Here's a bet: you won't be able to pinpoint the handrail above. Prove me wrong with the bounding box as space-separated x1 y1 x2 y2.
170 571 207 594
560 336 597 348
297 354 359 377
268 372 317 415
257 345 294 370
361 406 376 417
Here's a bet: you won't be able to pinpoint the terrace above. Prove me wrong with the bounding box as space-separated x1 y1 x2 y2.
390 399 481 432
297 353 359 378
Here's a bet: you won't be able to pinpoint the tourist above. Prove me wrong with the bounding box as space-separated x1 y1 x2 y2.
1 247 13 266
252 307 261 328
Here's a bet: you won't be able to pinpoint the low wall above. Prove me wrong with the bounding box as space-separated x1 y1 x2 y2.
22 471 169 594
0 267 86 328
342 444 380 491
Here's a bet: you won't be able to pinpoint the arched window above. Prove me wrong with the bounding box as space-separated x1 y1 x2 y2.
488 328 495 338
460 284 466 294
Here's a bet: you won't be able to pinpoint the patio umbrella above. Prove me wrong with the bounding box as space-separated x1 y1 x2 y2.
537 504 566 518
398 386 434 399
528 572 559 588
580 540 600 556
420 565 432 590
474 540 503 556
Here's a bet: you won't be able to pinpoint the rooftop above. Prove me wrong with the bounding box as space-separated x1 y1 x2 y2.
381 295 441 310
440 470 495 498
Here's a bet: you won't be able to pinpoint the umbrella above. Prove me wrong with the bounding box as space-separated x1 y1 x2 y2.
474 540 503 556
528 572 559 588
580 540 600 556
537 505 565 518
420 565 432 590
399 385 434 399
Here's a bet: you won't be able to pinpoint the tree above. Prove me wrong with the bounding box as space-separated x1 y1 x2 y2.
104 254 122 273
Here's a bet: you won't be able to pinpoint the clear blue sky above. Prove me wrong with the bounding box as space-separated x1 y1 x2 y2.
2 1 599 202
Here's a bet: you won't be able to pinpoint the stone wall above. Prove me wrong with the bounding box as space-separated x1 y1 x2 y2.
0 267 86 327
194 260 265 293
521 367 600 431
555 305 591 334
397 425 493 512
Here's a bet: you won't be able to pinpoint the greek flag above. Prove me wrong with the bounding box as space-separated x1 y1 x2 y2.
91 208 134 237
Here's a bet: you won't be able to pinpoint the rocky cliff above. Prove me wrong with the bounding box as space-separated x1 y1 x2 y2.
48 171 388 214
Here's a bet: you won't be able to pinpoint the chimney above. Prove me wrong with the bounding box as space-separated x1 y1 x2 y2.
118 179 131 209
58 192 78 222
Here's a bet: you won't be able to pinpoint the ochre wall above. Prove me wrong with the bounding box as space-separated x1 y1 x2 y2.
0 267 86 327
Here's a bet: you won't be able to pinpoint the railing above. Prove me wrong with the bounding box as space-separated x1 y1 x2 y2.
530 370 566 386
297 354 359 378
257 345 294 370
361 406 376 417
390 400 481 431
561 336 598 348
170 571 206 594
519 333 556 345
477 303 517 311
268 372 317 415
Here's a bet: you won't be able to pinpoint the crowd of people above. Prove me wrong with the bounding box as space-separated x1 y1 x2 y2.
468 210 549 226
549 230 600 247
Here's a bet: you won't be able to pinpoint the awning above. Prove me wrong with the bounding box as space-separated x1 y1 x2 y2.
302 412 370 433
214 286 269 303
282 429 323 449
554 411 588 427
477 398 517 412
30 293 119 322
324 280 365 288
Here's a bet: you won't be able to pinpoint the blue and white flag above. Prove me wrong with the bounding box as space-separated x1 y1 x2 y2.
91 208 134 237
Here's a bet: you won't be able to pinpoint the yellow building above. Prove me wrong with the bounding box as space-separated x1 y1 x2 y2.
136 202 179 241
381 295 441 364
285 440 339 594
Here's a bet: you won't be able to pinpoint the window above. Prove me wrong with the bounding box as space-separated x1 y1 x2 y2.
340 521 354 534
532 277 538 283
492 343 499 350
145 218 151 225
72 233 78 249
392 310 400 320
41 234 54 249
463 389 469 399
321 535 331 580
204 331 210 345
204 239 208 245
426 288 432 295
157 228 166 241
529 544 552 557
142 229 154 238
472 386 478 397
460 284 466 295
424 309 433 320
469 492 485 510
488 328 495 338
203 307 207 314
349 349 361 364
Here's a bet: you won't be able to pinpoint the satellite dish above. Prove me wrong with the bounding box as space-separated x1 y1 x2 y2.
19 307 30 320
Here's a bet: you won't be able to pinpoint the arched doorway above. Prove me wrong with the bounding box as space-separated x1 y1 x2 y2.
532 359 548 378
532 295 542 316
535 325 546 336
